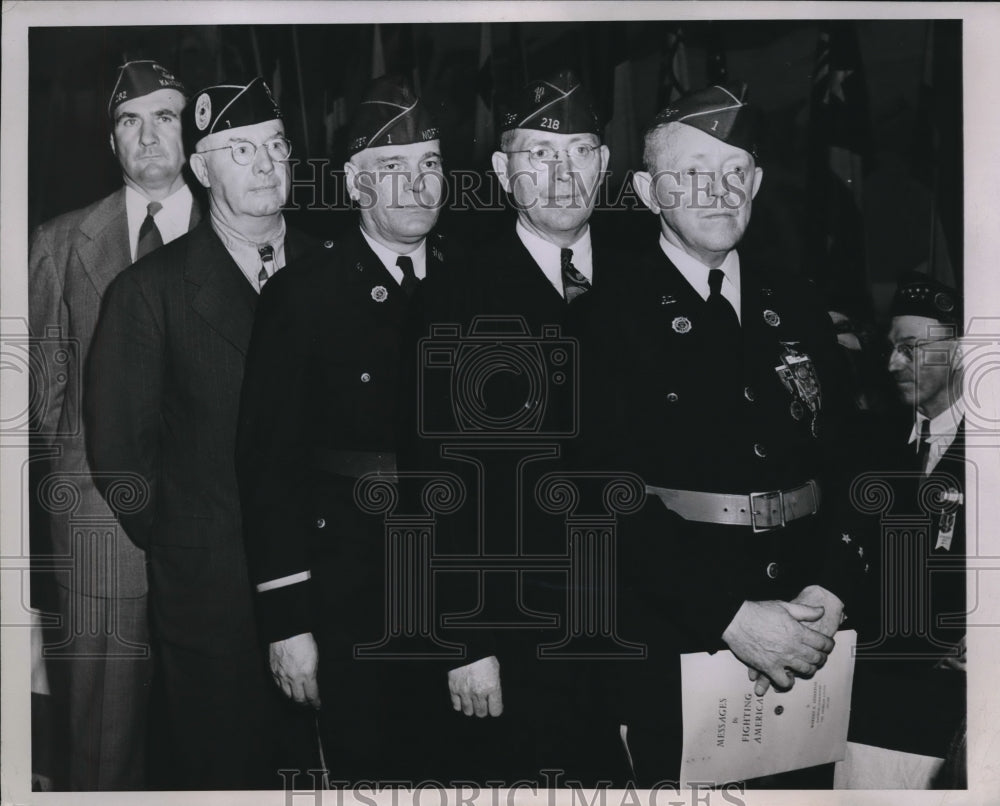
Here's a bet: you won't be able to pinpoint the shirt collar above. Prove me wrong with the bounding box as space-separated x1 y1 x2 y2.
659 234 740 298
515 220 593 297
209 211 287 293
124 183 194 261
910 395 966 445
360 228 427 283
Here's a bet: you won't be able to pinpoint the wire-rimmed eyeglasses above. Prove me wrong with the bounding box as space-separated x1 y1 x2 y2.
504 143 601 169
198 136 292 166
888 338 955 363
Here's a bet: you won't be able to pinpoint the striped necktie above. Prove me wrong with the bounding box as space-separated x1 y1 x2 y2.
560 247 591 303
258 245 275 291
136 201 163 260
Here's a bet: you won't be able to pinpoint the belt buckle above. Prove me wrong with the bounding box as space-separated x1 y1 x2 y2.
750 489 785 533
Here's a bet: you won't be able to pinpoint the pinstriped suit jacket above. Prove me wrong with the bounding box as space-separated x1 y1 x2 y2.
29 188 200 599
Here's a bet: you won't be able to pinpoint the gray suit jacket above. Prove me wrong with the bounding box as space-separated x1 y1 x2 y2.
29 187 199 598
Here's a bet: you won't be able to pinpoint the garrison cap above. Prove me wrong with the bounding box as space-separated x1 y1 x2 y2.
184 77 282 153
648 82 758 160
347 75 440 155
500 69 601 137
108 60 186 118
890 272 962 332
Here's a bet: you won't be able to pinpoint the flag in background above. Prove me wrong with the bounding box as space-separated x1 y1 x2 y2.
805 21 871 311
473 23 495 162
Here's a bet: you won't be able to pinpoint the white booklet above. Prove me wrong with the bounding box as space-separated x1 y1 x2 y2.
679 629 857 786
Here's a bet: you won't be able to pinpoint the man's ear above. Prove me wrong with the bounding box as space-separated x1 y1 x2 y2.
188 153 210 189
750 165 763 200
491 151 512 193
344 159 360 202
632 170 660 214
109 133 116 157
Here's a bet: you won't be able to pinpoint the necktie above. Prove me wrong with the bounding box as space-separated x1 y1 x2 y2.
258 245 275 291
397 255 418 297
917 418 932 474
707 268 740 335
136 201 163 260
560 248 591 303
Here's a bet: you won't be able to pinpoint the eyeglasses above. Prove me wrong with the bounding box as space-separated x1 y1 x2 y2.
888 338 954 363
198 136 292 166
504 143 600 169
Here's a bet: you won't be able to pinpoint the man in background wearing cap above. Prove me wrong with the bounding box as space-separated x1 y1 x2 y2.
236 75 457 783
574 83 857 784
835 273 966 788
86 76 315 789
28 58 196 790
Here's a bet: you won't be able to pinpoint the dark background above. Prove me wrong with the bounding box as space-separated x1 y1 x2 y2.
29 19 962 321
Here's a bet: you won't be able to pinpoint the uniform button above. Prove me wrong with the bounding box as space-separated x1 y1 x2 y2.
323 240 334 249
766 562 780 579
361 372 371 383
744 386 755 402
754 442 767 458
316 518 326 529
666 392 679 403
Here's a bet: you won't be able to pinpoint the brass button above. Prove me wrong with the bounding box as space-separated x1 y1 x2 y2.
361 372 371 383
754 443 767 458
766 562 779 579
323 240 334 249
316 518 326 529
666 392 679 403
744 386 755 402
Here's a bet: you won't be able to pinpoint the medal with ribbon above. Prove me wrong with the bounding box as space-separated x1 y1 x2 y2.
774 342 822 436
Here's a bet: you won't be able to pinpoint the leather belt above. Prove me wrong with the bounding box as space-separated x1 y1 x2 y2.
645 480 821 533
312 449 398 479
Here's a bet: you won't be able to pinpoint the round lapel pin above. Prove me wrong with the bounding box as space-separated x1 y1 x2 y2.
371 285 388 303
672 316 692 334
763 309 781 327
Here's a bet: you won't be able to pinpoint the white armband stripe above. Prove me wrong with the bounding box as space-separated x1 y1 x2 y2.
256 570 311 593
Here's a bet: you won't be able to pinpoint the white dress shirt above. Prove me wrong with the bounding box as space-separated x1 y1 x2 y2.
659 234 742 323
360 228 427 283
910 396 965 475
516 221 593 298
125 183 194 262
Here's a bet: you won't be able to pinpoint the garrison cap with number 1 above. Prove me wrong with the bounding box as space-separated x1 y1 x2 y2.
501 69 601 136
346 74 440 155
108 59 187 118
649 82 759 161
182 76 283 153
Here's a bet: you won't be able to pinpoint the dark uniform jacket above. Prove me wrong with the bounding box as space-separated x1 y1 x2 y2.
848 416 966 759
570 239 861 781
236 225 459 783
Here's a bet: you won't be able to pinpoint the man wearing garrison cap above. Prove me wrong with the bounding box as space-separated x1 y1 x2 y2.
416 68 621 785
835 273 966 789
28 58 197 790
574 83 858 783
236 74 457 783
87 76 316 788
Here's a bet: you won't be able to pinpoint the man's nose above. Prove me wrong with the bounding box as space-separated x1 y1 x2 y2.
138 119 159 146
888 349 907 373
252 145 276 173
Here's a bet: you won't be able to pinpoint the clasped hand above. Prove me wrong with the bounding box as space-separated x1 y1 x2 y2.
722 594 838 696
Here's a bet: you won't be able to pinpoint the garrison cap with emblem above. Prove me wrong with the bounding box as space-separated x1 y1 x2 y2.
890 271 962 332
500 68 601 136
183 76 282 153
347 75 439 155
648 82 759 160
108 59 186 118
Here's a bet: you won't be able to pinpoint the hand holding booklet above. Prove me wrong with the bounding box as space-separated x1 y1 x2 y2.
679 629 856 786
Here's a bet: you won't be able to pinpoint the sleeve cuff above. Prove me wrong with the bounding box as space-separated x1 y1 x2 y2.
255 579 313 643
